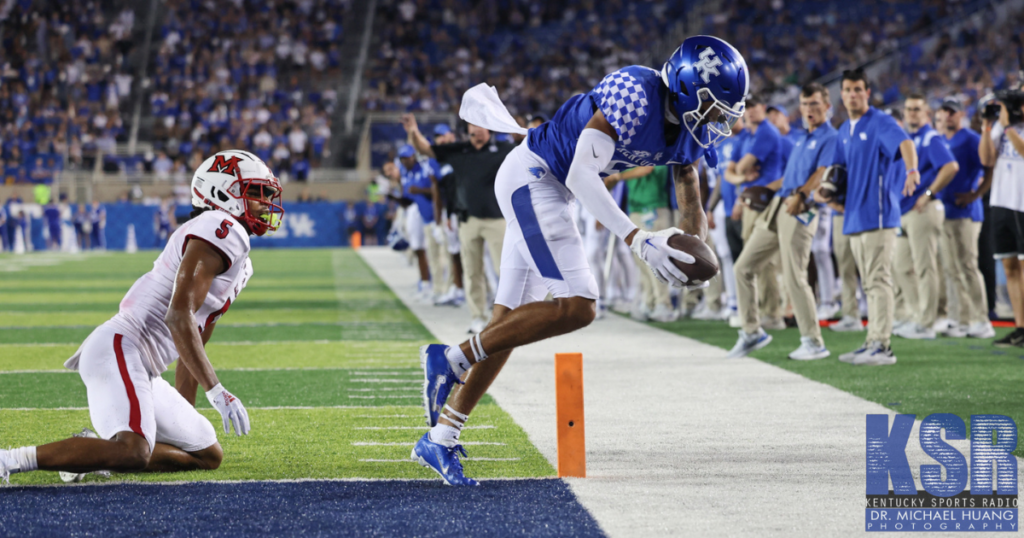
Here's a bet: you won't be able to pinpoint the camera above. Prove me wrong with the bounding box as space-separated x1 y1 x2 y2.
980 89 1024 124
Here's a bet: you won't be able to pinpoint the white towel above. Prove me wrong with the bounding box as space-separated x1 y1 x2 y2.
459 83 529 135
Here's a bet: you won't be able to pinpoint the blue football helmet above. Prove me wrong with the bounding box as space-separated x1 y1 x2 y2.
662 36 749 148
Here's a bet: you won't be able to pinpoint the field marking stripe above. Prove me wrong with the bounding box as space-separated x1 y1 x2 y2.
0 321 416 331
361 458 519 462
0 406 425 411
353 415 420 418
350 379 421 383
346 388 419 392
0 339 424 348
352 442 506 446
348 395 419 399
0 368 420 374
355 425 494 430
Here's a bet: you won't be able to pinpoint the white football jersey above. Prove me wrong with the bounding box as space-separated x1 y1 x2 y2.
65 209 253 377
992 125 1024 212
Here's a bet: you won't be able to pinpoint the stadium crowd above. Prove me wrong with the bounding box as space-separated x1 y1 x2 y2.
0 0 135 183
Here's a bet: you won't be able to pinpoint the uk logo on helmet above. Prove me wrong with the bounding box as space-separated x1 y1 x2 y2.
694 48 723 83
207 155 242 176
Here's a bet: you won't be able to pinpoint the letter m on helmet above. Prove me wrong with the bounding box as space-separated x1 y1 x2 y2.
207 155 242 176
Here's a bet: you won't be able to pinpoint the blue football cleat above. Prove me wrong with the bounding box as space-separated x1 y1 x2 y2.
420 344 462 427
411 432 479 486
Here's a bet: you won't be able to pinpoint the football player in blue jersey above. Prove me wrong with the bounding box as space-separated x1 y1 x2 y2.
412 36 749 485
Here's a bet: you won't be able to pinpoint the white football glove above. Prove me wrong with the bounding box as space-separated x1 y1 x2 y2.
630 227 704 289
431 222 446 244
206 383 251 436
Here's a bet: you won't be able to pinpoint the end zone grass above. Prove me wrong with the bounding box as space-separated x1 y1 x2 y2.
650 318 1024 457
0 249 555 485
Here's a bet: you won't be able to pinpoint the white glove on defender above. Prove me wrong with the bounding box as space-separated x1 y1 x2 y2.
206 383 251 436
630 227 703 289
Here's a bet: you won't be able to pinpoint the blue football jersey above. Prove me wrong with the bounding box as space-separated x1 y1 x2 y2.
527 66 718 184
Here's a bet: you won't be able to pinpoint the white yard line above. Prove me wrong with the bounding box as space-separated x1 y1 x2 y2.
360 245 1024 538
347 395 418 399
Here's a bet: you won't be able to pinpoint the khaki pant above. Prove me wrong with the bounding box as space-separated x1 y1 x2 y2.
893 200 945 328
944 218 988 325
741 205 782 320
735 197 822 343
425 223 449 296
704 234 724 311
833 214 860 319
459 217 506 319
850 228 896 347
629 209 673 311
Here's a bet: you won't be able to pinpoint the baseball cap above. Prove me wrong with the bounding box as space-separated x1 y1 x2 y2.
397 144 416 158
767 104 788 116
433 124 451 136
940 99 963 113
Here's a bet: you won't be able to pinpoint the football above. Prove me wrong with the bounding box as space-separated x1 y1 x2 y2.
667 234 719 282
817 164 848 203
740 186 775 212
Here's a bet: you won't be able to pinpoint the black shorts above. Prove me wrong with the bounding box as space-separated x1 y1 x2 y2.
991 206 1024 259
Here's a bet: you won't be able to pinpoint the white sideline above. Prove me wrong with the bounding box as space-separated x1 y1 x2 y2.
360 246 1024 538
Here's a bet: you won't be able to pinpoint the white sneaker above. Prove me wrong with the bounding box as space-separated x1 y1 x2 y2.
726 329 772 358
728 314 742 328
892 319 909 333
467 317 487 334
839 344 869 363
895 322 936 340
760 316 787 331
693 304 726 320
788 337 831 360
851 341 897 366
610 301 632 315
415 281 433 304
631 302 649 322
932 318 954 333
940 323 968 338
830 316 864 332
649 304 679 323
816 303 840 321
967 321 996 339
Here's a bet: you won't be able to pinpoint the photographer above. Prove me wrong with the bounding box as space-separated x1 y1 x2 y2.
979 93 1024 346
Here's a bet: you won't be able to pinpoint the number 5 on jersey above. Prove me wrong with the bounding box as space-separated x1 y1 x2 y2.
215 219 234 239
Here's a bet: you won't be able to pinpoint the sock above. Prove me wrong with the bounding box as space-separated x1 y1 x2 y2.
428 424 462 447
11 446 38 473
445 345 471 377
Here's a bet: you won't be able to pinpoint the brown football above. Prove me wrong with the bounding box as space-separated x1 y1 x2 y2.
666 234 719 282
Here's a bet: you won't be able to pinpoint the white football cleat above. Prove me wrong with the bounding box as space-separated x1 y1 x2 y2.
467 317 487 335
59 428 111 484
0 449 15 485
895 322 936 340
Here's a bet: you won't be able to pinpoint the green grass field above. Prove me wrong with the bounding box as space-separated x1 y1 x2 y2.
648 317 1024 457
0 249 554 485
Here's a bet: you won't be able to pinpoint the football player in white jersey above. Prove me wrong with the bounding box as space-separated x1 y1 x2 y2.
0 150 284 484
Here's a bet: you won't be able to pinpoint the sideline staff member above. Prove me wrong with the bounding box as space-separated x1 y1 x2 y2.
403 115 515 334
728 83 837 360
825 69 920 366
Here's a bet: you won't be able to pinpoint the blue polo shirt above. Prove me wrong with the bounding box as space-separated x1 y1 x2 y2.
778 136 796 174
938 128 985 222
831 107 909 235
900 124 956 215
740 120 784 187
779 123 837 198
716 129 749 217
400 160 435 223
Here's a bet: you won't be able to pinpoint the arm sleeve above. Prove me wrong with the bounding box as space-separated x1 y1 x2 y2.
878 117 910 159
816 135 837 168
565 128 637 239
745 127 775 162
924 133 956 168
183 212 250 273
830 131 847 167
